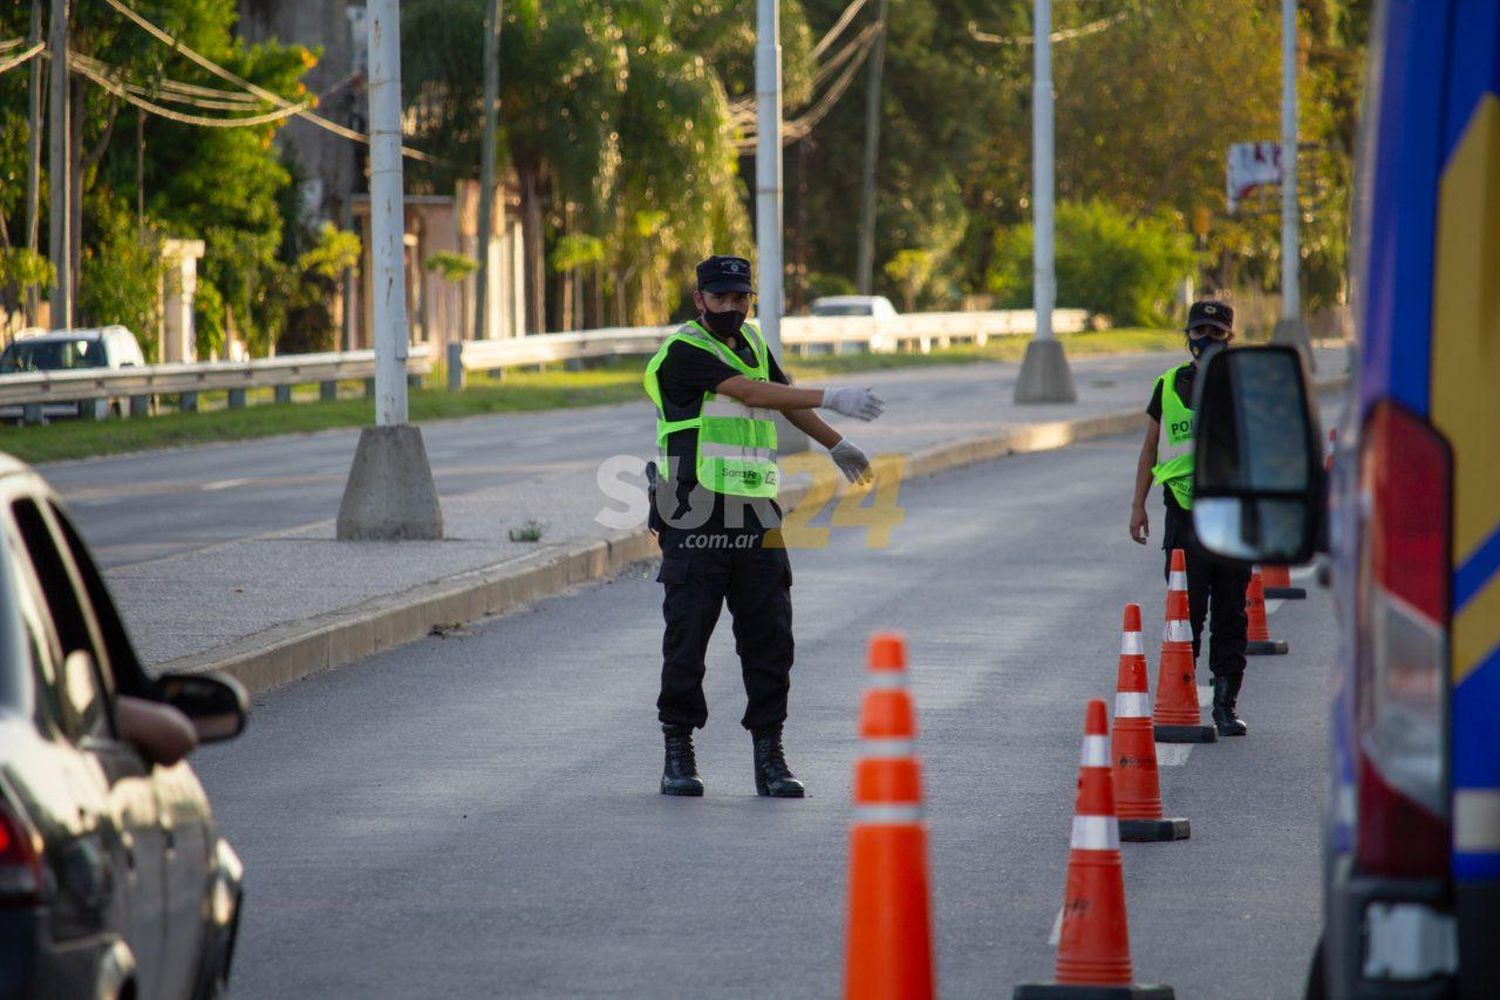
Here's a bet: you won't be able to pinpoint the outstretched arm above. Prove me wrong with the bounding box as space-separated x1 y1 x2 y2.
714 375 827 412
715 375 884 421
783 407 842 449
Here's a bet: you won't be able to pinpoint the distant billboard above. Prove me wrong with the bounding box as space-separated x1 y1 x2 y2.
1226 142 1282 214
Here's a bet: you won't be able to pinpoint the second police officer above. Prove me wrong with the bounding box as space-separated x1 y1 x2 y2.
1128 300 1252 737
642 255 886 797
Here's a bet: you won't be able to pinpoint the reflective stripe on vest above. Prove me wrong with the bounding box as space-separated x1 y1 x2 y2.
1151 363 1195 510
642 320 780 498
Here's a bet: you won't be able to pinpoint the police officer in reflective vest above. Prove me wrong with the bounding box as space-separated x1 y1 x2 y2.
643 255 885 796
1129 300 1251 736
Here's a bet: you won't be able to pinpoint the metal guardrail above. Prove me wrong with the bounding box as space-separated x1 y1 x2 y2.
0 346 433 422
1 310 1087 418
446 309 1090 388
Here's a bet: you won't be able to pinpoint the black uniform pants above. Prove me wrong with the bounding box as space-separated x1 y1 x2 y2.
1162 503 1250 679
655 529 794 731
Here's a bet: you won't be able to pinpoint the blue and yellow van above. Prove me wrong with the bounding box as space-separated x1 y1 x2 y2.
1191 1 1499 994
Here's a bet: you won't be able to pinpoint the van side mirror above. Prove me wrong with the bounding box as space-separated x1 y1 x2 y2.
157 672 249 743
1191 345 1322 566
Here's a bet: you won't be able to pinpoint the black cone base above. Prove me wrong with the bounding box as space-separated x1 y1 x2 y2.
1265 586 1307 599
1247 639 1289 655
1119 817 1191 842
1153 723 1217 743
1014 984 1175 999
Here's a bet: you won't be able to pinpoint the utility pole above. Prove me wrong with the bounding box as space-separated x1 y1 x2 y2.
24 0 43 324
1272 0 1314 369
855 0 888 296
337 0 444 541
1013 0 1076 403
756 0 806 453
47 0 71 330
473 0 501 342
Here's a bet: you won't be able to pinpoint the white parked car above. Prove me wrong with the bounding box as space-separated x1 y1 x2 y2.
0 326 147 422
808 295 899 319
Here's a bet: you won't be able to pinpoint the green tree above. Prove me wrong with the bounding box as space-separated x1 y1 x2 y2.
883 249 935 312
0 0 311 349
988 199 1198 326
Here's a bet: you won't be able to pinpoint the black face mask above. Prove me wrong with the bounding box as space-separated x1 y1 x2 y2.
702 309 746 338
1189 336 1228 368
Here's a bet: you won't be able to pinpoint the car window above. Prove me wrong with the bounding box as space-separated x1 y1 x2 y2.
10 498 112 740
0 339 106 373
49 503 148 698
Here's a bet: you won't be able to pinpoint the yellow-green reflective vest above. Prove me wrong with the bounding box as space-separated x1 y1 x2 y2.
1152 363 1195 510
643 320 780 499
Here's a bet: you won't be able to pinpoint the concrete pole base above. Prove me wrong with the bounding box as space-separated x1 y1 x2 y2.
1272 317 1316 373
336 425 445 540
1013 338 1077 404
774 413 811 455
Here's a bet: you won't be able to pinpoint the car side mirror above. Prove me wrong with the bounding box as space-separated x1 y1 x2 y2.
157 673 249 743
1191 345 1322 566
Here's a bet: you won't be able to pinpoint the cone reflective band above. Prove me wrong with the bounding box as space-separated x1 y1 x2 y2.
1260 563 1306 600
846 633 934 1000
1246 570 1289 655
1113 605 1190 843
1012 701 1175 1000
1153 549 1216 743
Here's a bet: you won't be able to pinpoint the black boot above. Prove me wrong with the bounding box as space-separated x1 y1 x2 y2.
661 724 704 796
751 726 805 798
1211 675 1248 736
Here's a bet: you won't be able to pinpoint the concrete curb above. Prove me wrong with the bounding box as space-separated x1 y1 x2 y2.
165 374 1347 693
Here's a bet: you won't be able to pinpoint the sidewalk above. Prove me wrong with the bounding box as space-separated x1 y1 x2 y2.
105 347 1349 691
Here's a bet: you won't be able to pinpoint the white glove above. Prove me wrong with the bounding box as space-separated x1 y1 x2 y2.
830 438 873 485
820 385 885 421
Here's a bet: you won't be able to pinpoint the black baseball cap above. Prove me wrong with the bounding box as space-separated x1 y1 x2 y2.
696 255 755 294
1186 300 1233 333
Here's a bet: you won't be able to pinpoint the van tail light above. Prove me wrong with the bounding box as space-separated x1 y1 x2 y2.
0 798 45 904
1355 401 1452 878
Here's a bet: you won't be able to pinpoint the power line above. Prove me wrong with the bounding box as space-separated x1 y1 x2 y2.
967 9 1129 46
71 53 310 127
101 0 439 163
0 40 44 76
728 18 880 132
811 0 870 60
733 20 878 151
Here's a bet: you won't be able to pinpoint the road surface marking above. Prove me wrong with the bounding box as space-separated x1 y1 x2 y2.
1049 905 1064 945
201 478 250 491
1198 684 1211 706
1266 598 1285 615
1156 744 1194 767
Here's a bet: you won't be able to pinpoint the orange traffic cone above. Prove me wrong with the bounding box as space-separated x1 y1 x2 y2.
1152 549 1215 743
846 633 935 1000
1260 564 1306 600
1246 570 1289 655
1013 701 1175 999
1112 605 1190 843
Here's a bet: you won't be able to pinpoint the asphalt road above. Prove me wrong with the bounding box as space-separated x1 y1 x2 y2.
44 353 1196 569
192 427 1333 999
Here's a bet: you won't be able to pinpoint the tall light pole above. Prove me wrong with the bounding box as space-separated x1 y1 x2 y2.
473 0 501 342
25 0 43 324
756 0 806 452
337 0 444 540
855 0 888 295
1272 0 1314 369
47 0 70 329
1013 0 1076 403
